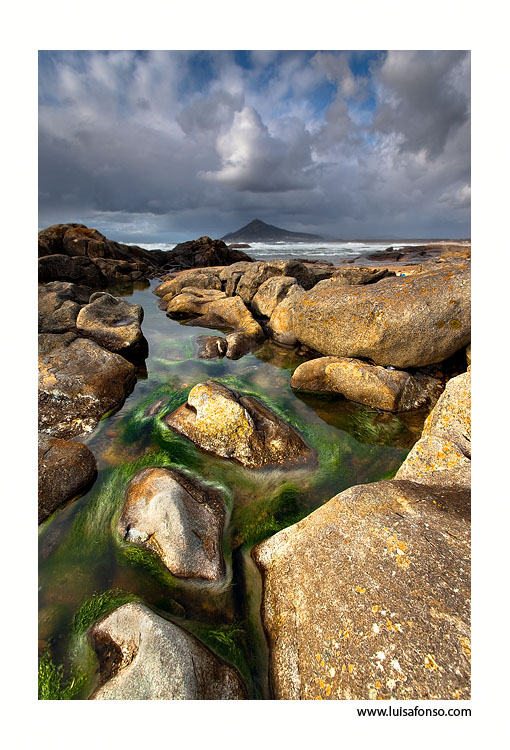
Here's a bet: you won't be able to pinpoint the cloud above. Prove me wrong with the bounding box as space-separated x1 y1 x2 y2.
202 106 313 192
38 50 470 241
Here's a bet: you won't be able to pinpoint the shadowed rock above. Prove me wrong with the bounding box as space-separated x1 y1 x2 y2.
196 335 227 359
118 467 226 581
293 263 470 368
38 434 97 523
38 332 136 438
38 281 91 333
290 356 442 412
166 236 252 270
90 602 247 699
165 380 317 469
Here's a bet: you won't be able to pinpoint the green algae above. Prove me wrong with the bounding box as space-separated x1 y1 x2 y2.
71 589 140 636
38 647 86 700
232 483 308 548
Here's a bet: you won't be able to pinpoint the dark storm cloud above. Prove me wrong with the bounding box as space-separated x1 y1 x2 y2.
38 50 470 241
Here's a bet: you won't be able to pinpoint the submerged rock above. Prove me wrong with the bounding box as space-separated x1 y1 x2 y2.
195 335 228 359
290 356 442 412
90 602 247 699
38 434 97 523
165 380 317 469
254 479 470 700
38 332 136 438
118 467 226 581
76 292 145 356
293 262 470 368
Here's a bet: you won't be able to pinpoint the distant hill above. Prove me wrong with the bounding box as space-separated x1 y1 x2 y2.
222 219 324 243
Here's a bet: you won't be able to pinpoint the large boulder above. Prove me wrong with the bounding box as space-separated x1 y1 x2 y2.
253 479 470 700
38 281 90 333
166 236 253 270
290 357 442 412
165 380 317 469
38 332 136 438
76 292 145 356
396 371 471 487
292 262 471 368
38 434 97 523
118 467 226 581
38 254 149 287
91 602 246 699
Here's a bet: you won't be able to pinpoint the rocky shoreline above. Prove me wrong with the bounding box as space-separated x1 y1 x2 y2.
38 223 471 699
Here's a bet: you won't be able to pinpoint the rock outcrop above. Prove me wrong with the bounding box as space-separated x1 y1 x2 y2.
165 381 317 469
91 602 247 699
396 371 471 487
38 332 136 438
38 434 97 523
254 369 471 700
254 479 470 700
118 467 226 581
166 236 252 270
290 357 442 412
292 263 470 368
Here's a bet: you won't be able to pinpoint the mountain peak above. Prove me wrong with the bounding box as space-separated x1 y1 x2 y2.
222 219 323 243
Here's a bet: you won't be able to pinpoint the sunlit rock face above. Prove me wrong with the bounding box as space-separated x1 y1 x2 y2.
293 262 471 368
118 467 226 582
290 356 442 412
91 602 247 700
165 380 317 470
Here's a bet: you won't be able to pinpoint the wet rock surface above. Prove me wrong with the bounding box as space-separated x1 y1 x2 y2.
76 292 145 355
38 332 136 438
290 356 442 412
293 262 470 368
165 380 317 469
118 467 226 581
90 602 247 699
38 434 97 523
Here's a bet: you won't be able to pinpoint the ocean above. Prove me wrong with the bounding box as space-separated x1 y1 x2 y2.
128 240 436 267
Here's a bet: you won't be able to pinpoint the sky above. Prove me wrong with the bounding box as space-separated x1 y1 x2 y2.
38 50 471 242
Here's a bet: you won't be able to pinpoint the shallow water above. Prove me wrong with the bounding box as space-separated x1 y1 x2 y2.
38 280 429 699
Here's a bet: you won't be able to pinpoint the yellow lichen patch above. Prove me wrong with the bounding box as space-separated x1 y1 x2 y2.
356 586 366 594
424 654 439 670
372 605 379 612
326 684 331 696
459 636 471 661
